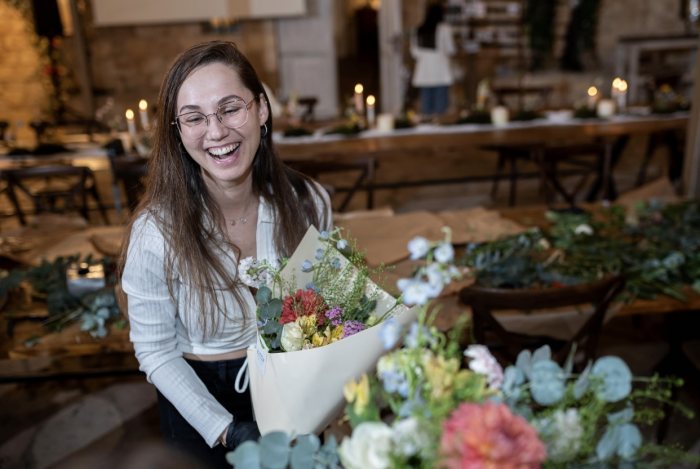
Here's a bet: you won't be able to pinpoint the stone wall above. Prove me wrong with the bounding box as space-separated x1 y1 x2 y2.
0 3 50 146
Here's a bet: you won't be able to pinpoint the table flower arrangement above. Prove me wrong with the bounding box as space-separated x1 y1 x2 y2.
228 228 696 468
237 226 416 436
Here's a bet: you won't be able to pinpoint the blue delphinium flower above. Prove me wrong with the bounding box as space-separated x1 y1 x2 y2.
379 368 410 398
397 278 431 306
380 318 401 350
331 257 342 270
407 236 430 260
337 239 348 250
319 230 330 240
591 356 632 402
315 248 325 260
301 260 313 272
433 242 454 263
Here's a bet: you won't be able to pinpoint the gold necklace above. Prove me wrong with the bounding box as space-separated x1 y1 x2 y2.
228 201 255 227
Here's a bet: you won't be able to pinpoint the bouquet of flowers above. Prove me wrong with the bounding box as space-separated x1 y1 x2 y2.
229 229 696 469
238 226 416 436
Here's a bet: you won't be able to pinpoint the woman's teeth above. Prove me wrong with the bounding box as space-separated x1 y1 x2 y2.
208 143 240 158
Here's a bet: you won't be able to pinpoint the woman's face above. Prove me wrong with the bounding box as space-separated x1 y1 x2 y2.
175 62 268 189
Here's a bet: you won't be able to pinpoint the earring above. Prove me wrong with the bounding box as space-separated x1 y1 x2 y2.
260 123 268 138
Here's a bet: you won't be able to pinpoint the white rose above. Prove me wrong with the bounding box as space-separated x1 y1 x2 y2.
280 321 304 351
339 421 394 469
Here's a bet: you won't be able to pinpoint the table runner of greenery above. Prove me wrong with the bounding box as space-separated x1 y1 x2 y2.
462 199 700 301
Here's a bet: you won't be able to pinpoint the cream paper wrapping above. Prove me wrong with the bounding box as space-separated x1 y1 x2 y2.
246 226 417 436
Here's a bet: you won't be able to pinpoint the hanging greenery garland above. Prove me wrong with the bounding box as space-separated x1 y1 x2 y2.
560 0 602 71
524 0 558 70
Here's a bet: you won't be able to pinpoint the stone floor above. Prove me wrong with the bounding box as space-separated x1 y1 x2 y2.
1 135 699 468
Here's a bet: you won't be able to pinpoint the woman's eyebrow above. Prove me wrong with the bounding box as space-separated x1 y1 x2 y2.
177 95 247 114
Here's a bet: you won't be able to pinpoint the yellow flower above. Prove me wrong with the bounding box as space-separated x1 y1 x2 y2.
423 353 460 399
330 325 344 342
344 374 370 415
298 314 317 336
311 331 328 347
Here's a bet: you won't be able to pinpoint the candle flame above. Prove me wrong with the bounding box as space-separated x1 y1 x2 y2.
618 79 628 92
587 86 598 97
125 109 135 120
354 83 364 94
366 95 376 106
139 99 148 111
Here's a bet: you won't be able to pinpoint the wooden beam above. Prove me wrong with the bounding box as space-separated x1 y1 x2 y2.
683 37 700 198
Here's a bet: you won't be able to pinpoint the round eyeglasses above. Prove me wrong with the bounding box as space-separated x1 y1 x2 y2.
172 96 258 139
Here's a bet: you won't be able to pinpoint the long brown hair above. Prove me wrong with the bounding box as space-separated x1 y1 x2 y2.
118 41 328 335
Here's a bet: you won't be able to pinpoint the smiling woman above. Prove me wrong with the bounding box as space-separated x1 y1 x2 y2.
117 41 331 468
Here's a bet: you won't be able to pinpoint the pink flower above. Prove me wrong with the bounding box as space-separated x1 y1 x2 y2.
439 402 546 469
464 345 504 389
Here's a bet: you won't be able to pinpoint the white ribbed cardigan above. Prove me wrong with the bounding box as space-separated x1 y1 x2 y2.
122 187 330 447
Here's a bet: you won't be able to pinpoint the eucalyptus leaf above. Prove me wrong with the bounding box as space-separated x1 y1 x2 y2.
259 431 291 469
290 434 320 469
226 441 261 468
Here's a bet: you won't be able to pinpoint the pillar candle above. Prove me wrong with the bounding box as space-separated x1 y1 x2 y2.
587 86 599 109
490 106 509 126
376 113 394 132
366 95 376 128
354 83 364 115
596 99 615 118
611 78 628 113
125 109 137 138
138 99 150 130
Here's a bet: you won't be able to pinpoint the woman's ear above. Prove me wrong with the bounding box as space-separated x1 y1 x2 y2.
258 93 270 124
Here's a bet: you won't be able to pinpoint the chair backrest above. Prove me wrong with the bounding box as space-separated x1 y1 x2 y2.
4 164 107 225
286 155 376 212
112 157 148 211
459 275 626 368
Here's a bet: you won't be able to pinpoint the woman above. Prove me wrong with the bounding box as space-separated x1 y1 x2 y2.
119 41 331 468
410 2 456 119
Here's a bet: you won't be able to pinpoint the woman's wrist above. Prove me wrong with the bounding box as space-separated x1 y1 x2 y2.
219 421 233 447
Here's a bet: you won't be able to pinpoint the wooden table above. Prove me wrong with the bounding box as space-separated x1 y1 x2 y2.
2 200 697 382
275 113 689 203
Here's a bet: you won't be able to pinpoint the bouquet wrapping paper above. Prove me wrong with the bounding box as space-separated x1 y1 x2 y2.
246 226 416 436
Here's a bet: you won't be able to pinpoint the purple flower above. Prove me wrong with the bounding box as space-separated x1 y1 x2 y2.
343 320 367 338
325 306 344 326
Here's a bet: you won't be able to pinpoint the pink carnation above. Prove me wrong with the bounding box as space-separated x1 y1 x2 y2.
439 402 546 469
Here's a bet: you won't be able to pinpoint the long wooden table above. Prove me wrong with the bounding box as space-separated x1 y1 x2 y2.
276 113 689 203
2 200 698 382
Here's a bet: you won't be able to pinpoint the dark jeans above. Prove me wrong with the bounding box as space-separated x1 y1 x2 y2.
156 357 255 469
419 85 450 115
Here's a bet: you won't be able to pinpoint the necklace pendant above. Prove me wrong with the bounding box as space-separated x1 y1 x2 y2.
230 217 248 226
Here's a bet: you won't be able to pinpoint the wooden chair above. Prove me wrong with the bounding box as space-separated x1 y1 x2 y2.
104 139 148 213
483 141 603 207
459 275 626 368
112 157 148 212
4 165 109 226
286 155 376 212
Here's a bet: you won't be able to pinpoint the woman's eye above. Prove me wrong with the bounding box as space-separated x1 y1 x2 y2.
220 105 243 116
183 115 205 125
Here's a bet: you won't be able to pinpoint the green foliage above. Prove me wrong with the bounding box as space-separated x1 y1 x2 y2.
257 286 283 350
0 254 120 337
461 200 700 301
226 432 339 469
